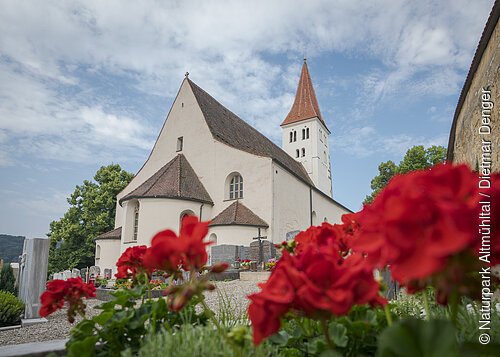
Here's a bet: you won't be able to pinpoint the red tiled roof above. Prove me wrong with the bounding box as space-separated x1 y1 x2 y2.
119 154 213 205
187 79 314 186
209 201 268 228
281 60 328 130
96 227 121 240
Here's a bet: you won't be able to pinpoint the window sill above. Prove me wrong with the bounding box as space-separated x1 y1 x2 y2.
123 240 138 244
223 197 243 202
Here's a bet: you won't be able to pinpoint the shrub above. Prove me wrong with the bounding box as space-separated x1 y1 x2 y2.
0 263 17 295
0 290 24 327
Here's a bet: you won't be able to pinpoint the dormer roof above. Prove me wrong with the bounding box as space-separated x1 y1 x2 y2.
119 154 213 205
209 200 268 228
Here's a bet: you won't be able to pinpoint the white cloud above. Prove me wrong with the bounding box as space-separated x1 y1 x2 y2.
333 126 448 159
0 0 493 165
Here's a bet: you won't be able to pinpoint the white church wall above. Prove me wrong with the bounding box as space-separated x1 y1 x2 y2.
271 162 311 242
125 198 209 249
209 141 273 236
114 79 216 228
311 189 350 224
95 239 120 276
208 225 264 247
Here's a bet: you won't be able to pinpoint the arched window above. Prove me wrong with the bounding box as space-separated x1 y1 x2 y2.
306 128 310 139
289 131 293 143
301 148 306 157
133 203 139 241
179 210 195 229
96 245 101 262
208 233 217 264
293 131 297 142
302 128 305 140
209 233 217 245
230 175 243 199
226 173 243 200
296 149 299 158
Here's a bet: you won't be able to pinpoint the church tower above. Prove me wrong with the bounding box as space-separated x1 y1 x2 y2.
281 60 332 197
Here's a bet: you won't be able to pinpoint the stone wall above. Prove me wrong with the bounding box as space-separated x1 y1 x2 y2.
451 16 499 172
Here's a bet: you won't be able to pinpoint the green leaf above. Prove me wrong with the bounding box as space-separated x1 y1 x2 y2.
93 311 113 326
66 335 99 357
329 322 348 348
269 330 290 345
319 350 343 357
377 319 459 357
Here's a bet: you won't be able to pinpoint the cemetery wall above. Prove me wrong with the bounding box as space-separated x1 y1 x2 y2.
449 12 499 172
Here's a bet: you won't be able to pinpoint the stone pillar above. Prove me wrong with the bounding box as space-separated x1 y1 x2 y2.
18 237 50 319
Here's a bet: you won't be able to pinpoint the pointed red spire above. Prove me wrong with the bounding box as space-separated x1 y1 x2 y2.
281 60 328 130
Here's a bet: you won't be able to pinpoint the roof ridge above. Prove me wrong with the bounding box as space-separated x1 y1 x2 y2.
177 154 182 197
233 200 239 223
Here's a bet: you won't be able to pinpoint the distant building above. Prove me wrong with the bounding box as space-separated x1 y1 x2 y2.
447 0 499 171
95 61 351 274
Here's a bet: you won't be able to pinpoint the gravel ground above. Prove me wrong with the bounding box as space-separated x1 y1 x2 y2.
0 280 261 347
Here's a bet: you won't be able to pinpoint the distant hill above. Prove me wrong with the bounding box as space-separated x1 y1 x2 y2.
0 234 25 263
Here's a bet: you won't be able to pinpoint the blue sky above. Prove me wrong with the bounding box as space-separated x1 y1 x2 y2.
0 0 494 237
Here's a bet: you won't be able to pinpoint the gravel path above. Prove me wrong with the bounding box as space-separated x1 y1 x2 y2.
0 280 261 347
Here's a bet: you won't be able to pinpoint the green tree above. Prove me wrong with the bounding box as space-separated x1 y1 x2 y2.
48 164 134 273
0 263 17 295
364 145 446 204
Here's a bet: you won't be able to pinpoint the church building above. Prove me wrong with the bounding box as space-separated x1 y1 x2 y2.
95 60 351 273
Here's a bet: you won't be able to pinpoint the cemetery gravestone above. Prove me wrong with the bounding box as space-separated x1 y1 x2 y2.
89 266 100 280
249 240 276 264
63 270 72 281
80 268 88 282
104 269 112 279
211 244 249 265
18 237 50 320
72 268 80 279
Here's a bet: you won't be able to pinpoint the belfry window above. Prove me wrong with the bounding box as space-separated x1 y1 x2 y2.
301 148 306 157
296 149 300 158
293 131 297 142
302 128 306 140
306 128 310 139
176 136 183 152
289 131 293 143
133 204 139 241
228 174 243 200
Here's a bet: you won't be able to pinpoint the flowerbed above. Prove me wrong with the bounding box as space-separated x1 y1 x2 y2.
39 164 500 356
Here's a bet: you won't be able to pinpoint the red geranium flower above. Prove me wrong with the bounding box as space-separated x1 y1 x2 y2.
248 245 385 345
115 245 150 279
352 164 480 282
351 163 500 304
39 277 96 323
179 215 210 270
294 219 356 257
143 216 211 273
